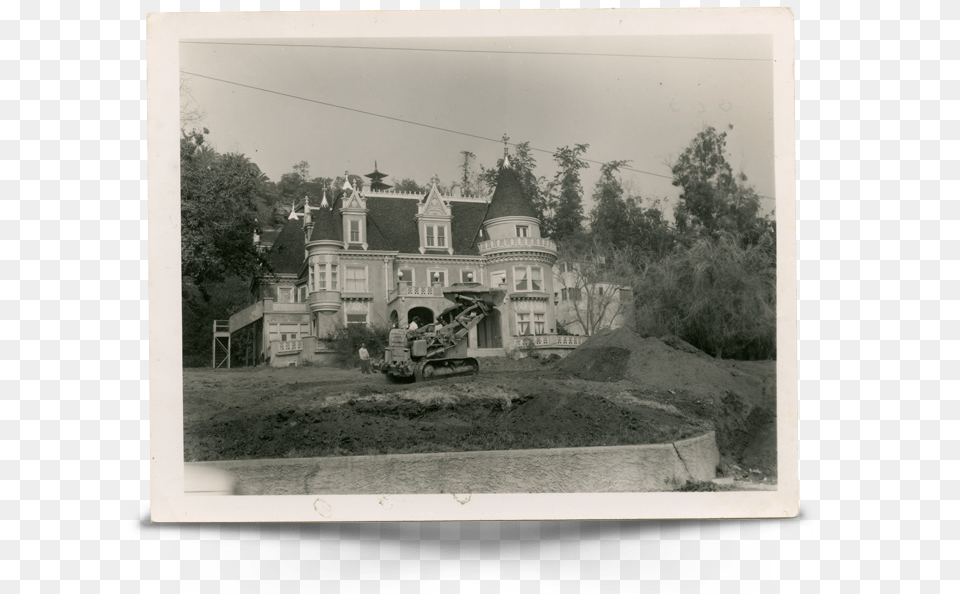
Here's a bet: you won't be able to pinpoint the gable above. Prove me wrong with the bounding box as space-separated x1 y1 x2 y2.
419 185 450 218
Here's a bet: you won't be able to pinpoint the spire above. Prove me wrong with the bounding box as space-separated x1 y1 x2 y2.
482 161 538 223
503 154 511 169
320 189 329 209
288 195 298 220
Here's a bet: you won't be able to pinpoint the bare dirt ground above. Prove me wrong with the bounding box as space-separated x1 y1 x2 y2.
183 329 778 486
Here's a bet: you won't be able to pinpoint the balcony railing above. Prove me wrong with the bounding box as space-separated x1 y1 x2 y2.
388 284 442 301
513 335 587 348
275 339 303 355
477 236 557 254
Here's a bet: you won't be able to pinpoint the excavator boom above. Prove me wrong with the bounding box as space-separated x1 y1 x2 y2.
380 283 505 382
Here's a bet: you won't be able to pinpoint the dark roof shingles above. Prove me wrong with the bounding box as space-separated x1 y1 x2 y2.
265 217 305 274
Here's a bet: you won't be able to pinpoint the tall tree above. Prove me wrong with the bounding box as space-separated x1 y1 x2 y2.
589 160 632 248
671 125 772 247
180 128 265 290
551 143 590 241
458 151 476 196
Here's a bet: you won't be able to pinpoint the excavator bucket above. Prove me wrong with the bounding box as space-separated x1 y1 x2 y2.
442 283 506 308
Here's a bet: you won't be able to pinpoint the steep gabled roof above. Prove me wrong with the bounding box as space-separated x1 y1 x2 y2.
309 194 343 242
482 164 539 222
264 217 304 274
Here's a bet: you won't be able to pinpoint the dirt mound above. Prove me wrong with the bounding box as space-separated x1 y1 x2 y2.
658 334 707 357
559 328 764 403
557 328 776 478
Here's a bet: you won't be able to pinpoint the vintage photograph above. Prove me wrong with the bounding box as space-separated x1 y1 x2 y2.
151 9 796 521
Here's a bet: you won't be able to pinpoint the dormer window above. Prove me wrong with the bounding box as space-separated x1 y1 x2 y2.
349 220 360 243
516 225 529 237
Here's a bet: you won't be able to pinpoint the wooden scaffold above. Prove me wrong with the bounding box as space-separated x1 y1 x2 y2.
212 320 230 369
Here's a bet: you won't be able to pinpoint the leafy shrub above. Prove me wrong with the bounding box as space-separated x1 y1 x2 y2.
634 231 776 360
323 317 392 368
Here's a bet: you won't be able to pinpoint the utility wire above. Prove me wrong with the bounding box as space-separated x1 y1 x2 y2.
181 40 773 62
180 70 774 199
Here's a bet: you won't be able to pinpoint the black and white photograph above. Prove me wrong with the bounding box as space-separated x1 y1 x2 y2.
150 9 797 521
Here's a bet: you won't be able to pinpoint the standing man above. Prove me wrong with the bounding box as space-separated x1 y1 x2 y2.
358 343 370 375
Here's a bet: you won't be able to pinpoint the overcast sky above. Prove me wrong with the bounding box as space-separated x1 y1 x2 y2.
180 35 775 217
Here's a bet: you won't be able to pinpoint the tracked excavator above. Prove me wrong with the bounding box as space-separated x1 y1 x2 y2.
379 283 506 382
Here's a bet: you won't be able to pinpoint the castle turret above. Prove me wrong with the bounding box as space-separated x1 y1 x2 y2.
480 154 548 243
477 151 558 341
305 186 344 318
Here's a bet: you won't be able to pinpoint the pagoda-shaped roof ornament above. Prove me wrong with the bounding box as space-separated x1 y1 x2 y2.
364 161 392 191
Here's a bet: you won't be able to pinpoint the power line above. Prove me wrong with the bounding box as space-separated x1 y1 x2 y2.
181 41 773 62
180 70 774 200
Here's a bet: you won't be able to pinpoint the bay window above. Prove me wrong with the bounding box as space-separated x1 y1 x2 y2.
311 261 340 292
513 266 543 292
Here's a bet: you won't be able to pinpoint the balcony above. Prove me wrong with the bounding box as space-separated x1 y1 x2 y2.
388 283 443 303
477 236 557 256
513 335 587 349
309 290 341 314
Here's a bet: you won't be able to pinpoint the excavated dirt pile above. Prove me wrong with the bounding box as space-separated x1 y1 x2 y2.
558 327 777 478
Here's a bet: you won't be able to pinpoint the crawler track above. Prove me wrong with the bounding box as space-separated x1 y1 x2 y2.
414 357 480 382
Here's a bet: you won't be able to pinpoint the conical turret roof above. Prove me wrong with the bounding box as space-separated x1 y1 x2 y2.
482 160 538 223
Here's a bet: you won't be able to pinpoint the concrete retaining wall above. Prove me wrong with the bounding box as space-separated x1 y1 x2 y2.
187 431 719 495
